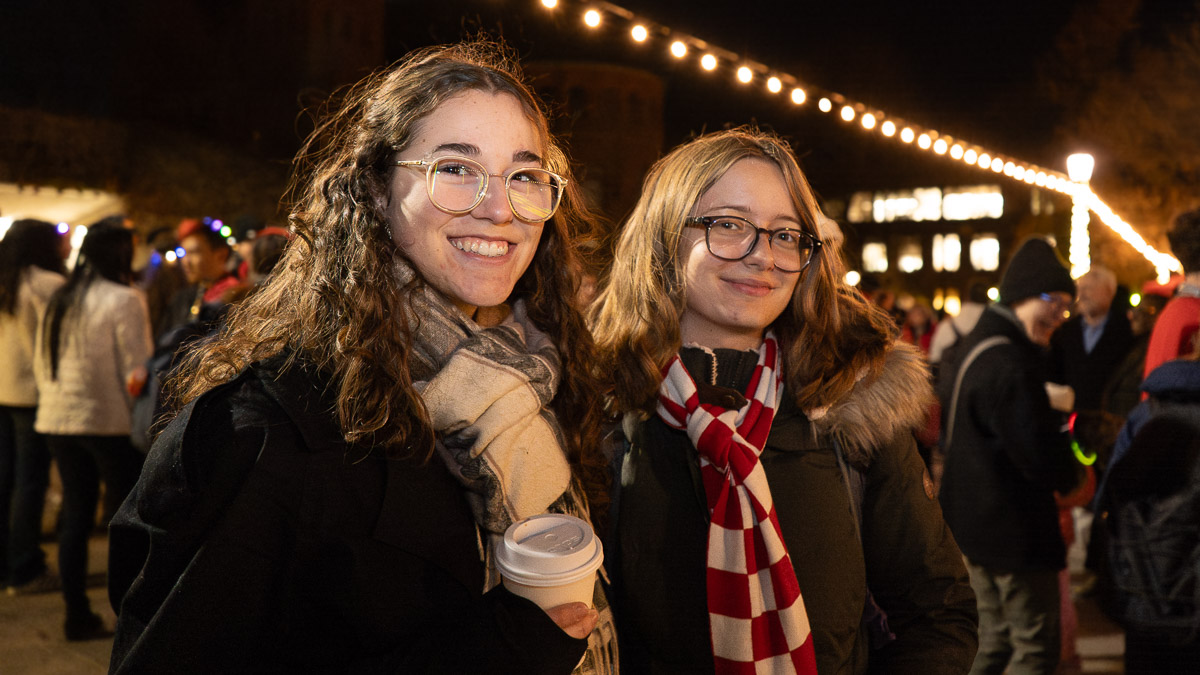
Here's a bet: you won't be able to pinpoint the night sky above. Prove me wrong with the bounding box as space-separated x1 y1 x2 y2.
378 0 1111 215
392 0 1079 174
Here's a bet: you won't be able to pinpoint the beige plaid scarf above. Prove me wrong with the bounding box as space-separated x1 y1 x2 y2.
402 265 617 673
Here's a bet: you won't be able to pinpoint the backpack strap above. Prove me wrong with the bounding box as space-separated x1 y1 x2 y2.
943 335 1011 449
949 315 964 340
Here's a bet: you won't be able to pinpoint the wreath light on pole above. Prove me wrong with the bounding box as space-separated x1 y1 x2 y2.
1067 153 1094 279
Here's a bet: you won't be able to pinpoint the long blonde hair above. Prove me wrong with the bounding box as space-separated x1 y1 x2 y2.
590 127 897 414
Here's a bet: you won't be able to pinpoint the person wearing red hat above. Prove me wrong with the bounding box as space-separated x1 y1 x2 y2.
172 219 241 322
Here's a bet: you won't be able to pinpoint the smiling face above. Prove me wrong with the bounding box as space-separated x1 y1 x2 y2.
385 90 546 320
678 158 804 351
1014 291 1072 346
179 233 230 286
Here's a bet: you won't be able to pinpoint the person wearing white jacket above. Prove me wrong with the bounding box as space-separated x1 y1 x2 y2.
0 220 66 594
34 219 151 641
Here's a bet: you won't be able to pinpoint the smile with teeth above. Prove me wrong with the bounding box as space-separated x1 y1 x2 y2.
451 237 509 258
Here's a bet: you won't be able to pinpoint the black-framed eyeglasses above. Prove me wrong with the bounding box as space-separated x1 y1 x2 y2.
395 155 568 223
685 215 821 273
1038 292 1072 315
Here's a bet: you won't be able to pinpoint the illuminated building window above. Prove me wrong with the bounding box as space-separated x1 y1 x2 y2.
944 288 962 316
862 241 888 272
848 184 1003 223
873 188 942 222
847 191 874 223
943 185 1004 220
1030 188 1055 217
897 237 924 273
970 235 1001 271
932 233 961 272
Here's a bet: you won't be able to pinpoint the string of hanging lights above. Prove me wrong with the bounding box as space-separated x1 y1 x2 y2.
534 0 1181 279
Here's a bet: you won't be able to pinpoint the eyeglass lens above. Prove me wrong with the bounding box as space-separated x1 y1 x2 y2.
704 217 812 272
428 158 562 222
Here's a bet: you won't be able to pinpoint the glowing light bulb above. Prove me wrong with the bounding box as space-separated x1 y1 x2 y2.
631 24 648 42
861 113 876 130
917 133 932 149
56 222 70 234
164 250 177 263
1067 153 1095 182
881 120 896 137
991 158 1004 172
767 76 782 93
1003 161 1015 176
737 66 753 83
978 153 991 168
790 87 806 104
701 54 717 71
670 41 687 58
844 270 862 287
541 0 557 7
1035 171 1047 186
900 127 915 143
963 149 977 164
934 139 948 154
583 9 601 27
950 143 963 159
818 97 832 112
840 105 855 122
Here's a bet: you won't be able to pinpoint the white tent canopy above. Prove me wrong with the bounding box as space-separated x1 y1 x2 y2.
0 182 124 238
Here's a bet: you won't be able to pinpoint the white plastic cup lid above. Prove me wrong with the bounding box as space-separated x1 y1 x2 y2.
495 514 604 587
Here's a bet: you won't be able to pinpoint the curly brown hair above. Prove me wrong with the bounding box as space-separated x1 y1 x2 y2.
589 127 898 415
168 41 609 517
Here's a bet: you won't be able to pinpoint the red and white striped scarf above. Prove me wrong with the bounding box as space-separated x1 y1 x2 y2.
656 333 818 675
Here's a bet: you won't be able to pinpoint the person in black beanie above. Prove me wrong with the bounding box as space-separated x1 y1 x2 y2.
937 237 1083 675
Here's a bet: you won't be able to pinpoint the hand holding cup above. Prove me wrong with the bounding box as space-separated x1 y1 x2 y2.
496 514 604 637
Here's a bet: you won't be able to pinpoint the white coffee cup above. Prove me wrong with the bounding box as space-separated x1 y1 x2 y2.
495 513 604 610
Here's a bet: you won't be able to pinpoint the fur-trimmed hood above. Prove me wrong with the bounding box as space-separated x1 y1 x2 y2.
809 340 933 464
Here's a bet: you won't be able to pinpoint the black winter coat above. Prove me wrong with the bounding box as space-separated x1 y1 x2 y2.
108 354 587 674
1049 309 1135 411
612 346 977 675
938 305 1081 572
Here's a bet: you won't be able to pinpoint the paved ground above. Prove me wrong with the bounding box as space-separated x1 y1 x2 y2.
0 535 114 674
0 534 1126 674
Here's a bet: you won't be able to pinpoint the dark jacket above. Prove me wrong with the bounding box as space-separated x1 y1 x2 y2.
1090 358 1200 661
108 354 586 674
937 305 1080 572
1097 358 1200 507
612 344 977 675
1049 309 1135 411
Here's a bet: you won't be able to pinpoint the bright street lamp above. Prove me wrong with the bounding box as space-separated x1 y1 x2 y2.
1066 153 1095 183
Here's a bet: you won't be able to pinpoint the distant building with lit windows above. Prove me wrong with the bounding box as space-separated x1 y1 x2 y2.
833 181 1072 316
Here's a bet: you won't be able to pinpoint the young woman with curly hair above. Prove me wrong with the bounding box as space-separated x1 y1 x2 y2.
590 128 977 674
109 41 615 674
